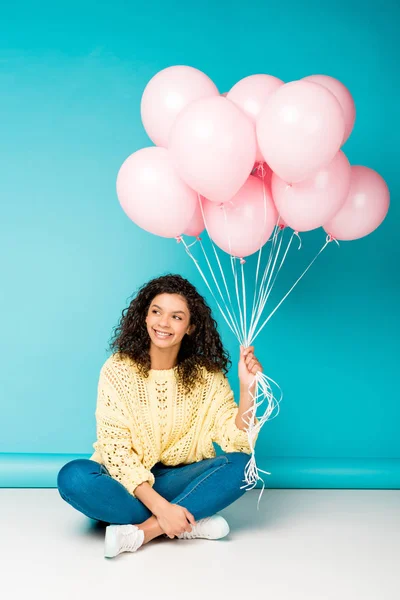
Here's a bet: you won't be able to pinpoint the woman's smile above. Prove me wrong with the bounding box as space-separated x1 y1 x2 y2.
153 328 174 340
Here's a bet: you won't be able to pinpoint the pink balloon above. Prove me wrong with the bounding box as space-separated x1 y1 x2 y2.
257 81 346 183
303 75 355 144
116 147 198 238
169 96 257 204
271 150 351 232
141 66 219 147
227 74 284 161
183 199 205 237
202 175 278 257
323 166 390 241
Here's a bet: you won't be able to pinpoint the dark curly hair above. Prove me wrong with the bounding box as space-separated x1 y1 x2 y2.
108 274 231 392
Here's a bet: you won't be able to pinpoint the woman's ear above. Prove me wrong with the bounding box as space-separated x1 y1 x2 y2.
187 324 195 336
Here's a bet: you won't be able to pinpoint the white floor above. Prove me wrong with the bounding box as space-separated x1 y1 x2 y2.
1 488 399 600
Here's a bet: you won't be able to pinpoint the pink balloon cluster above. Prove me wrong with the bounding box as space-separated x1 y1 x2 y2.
116 66 390 256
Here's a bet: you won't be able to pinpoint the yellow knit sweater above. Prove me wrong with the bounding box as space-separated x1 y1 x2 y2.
90 353 259 497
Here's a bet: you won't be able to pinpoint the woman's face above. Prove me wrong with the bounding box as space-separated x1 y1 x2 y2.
145 293 193 349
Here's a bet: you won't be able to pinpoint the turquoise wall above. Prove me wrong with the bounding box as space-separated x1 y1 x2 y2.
1 0 398 485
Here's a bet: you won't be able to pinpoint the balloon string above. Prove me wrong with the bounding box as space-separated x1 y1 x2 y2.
179 237 241 341
248 172 269 347
198 194 243 341
195 238 241 339
241 260 247 346
238 369 284 510
198 239 242 338
248 228 295 343
248 222 286 343
220 202 245 344
249 214 284 336
250 236 334 343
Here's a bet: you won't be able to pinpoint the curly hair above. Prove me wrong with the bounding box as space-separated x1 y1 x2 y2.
108 274 231 392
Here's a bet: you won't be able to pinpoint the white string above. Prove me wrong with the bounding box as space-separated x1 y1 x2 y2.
238 370 284 510
241 261 247 347
249 218 283 339
196 240 242 340
251 237 331 342
248 229 295 344
247 169 270 347
179 238 240 340
198 195 243 341
248 225 286 343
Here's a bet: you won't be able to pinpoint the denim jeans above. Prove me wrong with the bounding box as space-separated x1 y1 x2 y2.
57 451 250 525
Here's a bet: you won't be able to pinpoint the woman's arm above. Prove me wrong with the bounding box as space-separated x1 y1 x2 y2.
235 384 258 430
236 345 261 429
95 364 156 497
134 481 169 515
211 372 260 452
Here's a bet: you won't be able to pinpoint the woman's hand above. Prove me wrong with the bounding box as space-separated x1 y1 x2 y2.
238 345 263 391
154 501 196 539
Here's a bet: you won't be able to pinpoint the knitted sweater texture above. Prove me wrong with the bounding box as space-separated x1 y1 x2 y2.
90 353 259 497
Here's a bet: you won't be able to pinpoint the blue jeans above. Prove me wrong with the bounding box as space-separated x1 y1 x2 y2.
57 452 250 525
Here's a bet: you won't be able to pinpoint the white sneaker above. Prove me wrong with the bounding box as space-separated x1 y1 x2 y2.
104 524 145 558
176 515 230 540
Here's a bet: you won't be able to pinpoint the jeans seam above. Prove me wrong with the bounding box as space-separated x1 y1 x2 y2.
174 462 228 505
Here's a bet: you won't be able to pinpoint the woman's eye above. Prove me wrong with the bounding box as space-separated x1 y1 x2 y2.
151 309 181 320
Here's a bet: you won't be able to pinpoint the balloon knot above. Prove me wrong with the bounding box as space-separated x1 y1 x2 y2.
176 235 182 243
326 233 340 246
293 230 302 250
196 235 202 241
240 258 246 265
279 224 285 230
256 162 266 178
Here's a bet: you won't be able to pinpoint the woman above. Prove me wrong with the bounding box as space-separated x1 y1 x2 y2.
57 274 262 558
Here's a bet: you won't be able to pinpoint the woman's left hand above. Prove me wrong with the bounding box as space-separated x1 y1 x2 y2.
238 345 263 390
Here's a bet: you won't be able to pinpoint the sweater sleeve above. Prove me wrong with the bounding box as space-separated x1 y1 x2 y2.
210 372 260 454
94 363 155 497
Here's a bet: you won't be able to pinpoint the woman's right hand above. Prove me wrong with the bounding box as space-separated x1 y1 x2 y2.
154 501 196 539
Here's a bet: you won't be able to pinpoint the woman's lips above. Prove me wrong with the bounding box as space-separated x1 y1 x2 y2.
153 328 173 339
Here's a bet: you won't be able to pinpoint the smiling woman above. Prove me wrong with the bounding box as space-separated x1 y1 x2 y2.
109 273 231 391
57 273 260 558
146 294 196 369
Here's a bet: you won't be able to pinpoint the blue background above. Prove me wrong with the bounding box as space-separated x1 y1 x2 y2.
1 0 398 479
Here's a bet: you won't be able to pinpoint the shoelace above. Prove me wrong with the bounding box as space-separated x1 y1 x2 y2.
120 528 142 552
181 516 212 538
196 517 211 533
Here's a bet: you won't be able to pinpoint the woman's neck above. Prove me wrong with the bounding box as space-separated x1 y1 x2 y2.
149 343 179 370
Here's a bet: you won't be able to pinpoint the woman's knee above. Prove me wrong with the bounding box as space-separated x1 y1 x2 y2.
57 459 98 498
225 451 251 477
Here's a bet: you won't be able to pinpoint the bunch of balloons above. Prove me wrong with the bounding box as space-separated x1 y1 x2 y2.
116 65 390 258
